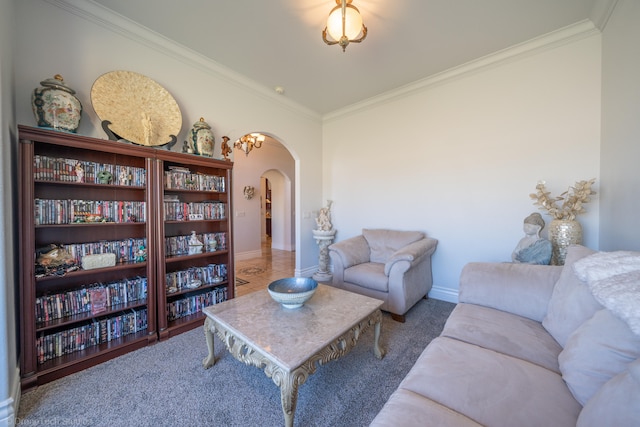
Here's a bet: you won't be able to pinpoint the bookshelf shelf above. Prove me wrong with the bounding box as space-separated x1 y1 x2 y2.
18 124 235 390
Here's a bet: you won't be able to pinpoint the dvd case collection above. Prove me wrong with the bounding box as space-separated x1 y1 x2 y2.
166 287 227 322
34 154 146 186
164 168 225 192
163 200 225 221
165 264 227 294
60 237 148 265
34 199 146 225
35 277 148 323
36 308 148 364
165 232 227 257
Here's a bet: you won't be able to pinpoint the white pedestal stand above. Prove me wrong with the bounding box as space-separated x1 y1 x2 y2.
312 229 337 282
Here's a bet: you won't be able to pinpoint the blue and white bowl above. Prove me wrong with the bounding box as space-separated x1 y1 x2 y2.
268 277 318 309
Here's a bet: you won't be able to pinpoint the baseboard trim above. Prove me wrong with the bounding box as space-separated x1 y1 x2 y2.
296 265 318 278
0 365 19 427
428 285 459 304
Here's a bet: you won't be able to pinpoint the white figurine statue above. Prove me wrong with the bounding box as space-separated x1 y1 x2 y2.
188 231 204 254
315 200 333 231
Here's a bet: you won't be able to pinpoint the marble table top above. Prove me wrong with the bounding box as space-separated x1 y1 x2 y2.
203 284 384 370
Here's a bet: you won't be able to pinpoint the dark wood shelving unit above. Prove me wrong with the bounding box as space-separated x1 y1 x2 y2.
155 150 234 341
18 125 234 389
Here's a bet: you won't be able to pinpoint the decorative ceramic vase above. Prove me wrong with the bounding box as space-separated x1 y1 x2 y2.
548 219 583 266
189 117 215 157
31 74 82 133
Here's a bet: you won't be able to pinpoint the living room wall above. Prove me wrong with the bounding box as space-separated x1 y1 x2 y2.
599 0 640 251
323 26 602 301
0 0 17 424
12 0 324 273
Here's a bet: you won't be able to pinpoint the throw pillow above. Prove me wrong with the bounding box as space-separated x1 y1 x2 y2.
542 245 602 347
572 250 640 282
559 309 640 405
577 358 640 427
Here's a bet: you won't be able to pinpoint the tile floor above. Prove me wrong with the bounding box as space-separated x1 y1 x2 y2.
234 240 296 297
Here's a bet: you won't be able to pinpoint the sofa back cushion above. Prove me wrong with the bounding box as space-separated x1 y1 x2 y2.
362 229 425 263
559 309 640 405
577 358 640 427
542 245 602 347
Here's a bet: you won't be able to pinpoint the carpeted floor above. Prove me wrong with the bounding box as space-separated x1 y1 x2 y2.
17 297 455 427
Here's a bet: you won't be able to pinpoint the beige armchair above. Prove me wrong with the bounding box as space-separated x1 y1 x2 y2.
328 229 438 322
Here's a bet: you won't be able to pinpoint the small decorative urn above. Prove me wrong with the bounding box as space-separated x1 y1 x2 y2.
189 117 215 157
31 74 82 133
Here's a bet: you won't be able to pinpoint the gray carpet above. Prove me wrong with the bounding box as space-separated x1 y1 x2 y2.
18 298 455 427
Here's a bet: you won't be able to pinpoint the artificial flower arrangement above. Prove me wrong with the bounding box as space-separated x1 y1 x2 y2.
530 179 597 221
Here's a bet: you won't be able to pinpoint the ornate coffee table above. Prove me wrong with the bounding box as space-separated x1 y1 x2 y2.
202 283 385 427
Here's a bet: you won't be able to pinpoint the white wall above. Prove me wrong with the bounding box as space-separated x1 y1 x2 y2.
0 0 18 424
13 0 323 271
599 0 640 251
323 28 602 302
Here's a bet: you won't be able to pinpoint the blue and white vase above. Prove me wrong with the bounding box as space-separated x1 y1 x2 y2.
189 117 215 157
31 74 82 133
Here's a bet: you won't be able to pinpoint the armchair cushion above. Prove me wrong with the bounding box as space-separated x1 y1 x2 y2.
363 229 425 263
344 262 388 292
328 234 370 269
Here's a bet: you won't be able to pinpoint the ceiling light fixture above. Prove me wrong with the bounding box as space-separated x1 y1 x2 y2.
322 0 367 52
234 133 266 156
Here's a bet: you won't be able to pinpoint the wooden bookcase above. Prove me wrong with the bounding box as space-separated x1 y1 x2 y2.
155 150 234 340
18 125 234 389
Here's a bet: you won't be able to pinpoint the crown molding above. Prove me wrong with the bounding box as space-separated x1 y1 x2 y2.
44 0 321 122
323 20 601 122
590 0 619 31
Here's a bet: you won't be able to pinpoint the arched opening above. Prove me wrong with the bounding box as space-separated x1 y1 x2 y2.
232 133 295 294
261 170 293 251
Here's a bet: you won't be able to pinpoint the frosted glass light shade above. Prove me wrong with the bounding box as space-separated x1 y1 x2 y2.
326 4 363 41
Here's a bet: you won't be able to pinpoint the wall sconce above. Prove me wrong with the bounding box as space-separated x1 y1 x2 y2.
322 0 367 52
234 133 266 156
243 186 255 200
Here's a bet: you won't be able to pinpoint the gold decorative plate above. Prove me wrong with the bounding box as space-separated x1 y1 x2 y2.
91 70 182 146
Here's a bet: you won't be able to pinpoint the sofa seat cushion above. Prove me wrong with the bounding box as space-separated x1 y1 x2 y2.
441 303 562 373
343 262 388 292
396 337 582 427
371 389 483 427
363 229 425 263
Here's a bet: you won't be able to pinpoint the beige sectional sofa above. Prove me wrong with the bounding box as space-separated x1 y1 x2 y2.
371 245 640 426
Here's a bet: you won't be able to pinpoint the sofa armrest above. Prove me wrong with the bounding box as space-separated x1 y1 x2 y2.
459 262 563 322
384 238 437 276
328 235 371 269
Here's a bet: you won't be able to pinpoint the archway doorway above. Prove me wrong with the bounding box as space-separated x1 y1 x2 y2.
261 170 293 251
232 134 295 261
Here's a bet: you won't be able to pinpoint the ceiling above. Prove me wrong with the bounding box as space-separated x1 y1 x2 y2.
91 0 604 116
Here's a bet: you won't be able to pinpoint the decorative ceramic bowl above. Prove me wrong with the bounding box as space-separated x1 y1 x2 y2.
268 277 318 309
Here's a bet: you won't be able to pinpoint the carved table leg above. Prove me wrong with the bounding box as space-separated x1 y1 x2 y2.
373 311 385 359
280 371 300 427
202 317 216 369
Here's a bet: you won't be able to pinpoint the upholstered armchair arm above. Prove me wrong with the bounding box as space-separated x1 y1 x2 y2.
459 262 563 322
384 238 438 276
